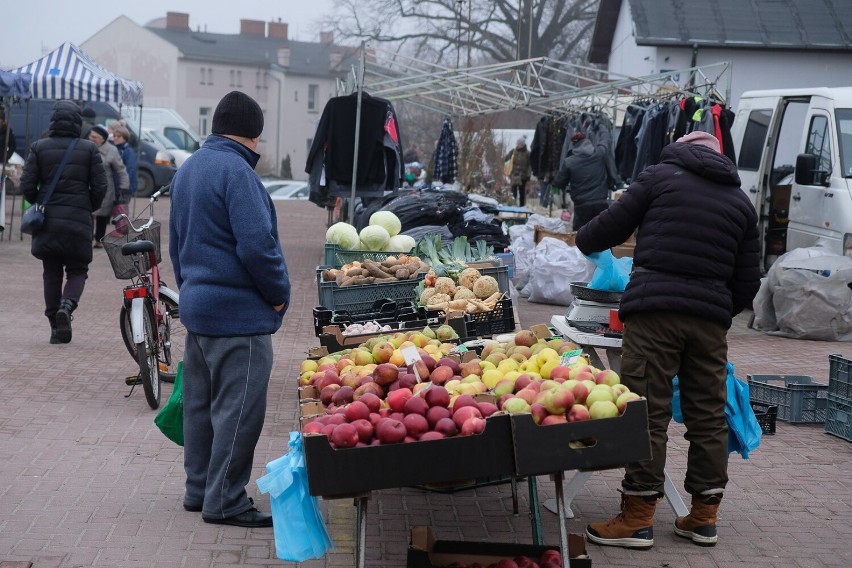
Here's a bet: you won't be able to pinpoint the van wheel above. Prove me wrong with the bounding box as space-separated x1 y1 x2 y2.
136 170 155 197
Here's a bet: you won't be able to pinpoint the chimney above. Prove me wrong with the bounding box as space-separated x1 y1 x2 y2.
319 31 334 44
240 19 266 36
166 12 190 30
268 21 288 40
277 47 291 67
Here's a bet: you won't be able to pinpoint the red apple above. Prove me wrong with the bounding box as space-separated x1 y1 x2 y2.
476 401 499 418
320 423 336 437
424 385 451 408
330 423 359 448
319 384 341 405
301 421 324 435
452 405 483 429
452 394 478 410
371 341 395 364
403 396 430 416
403 413 429 439
426 405 452 428
350 418 374 443
397 373 419 390
419 431 445 441
375 418 406 444
541 414 567 425
514 373 534 391
460 416 486 435
436 357 462 375
434 417 459 437
330 385 355 406
373 363 399 386
344 400 370 422
543 387 575 415
571 382 590 405
386 388 413 413
326 413 347 425
530 402 549 425
429 365 454 385
567 404 591 422
357 392 382 413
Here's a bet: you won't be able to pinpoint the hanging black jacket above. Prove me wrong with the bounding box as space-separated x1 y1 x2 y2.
20 101 108 260
576 141 761 329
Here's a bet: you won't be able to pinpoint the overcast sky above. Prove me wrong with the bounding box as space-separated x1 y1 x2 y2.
1 0 335 69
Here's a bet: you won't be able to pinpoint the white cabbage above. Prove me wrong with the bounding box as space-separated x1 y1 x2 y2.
359 225 391 251
387 234 416 253
325 222 361 250
369 210 402 237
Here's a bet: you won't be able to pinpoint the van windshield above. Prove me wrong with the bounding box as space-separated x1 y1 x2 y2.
836 109 852 178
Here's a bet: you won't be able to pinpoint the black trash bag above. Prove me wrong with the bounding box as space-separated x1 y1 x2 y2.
356 189 468 233
448 218 510 250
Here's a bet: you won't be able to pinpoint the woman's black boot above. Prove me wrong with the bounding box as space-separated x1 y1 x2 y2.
55 299 78 344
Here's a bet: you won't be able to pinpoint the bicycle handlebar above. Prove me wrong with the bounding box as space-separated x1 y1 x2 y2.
110 187 167 233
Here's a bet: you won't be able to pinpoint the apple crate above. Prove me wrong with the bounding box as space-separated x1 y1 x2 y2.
302 413 515 497
750 402 778 435
510 399 651 477
747 375 828 424
828 354 852 404
316 266 425 314
312 301 429 336
824 394 852 443
407 526 591 568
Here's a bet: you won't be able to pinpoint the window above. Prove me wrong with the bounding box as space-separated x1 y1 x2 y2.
200 68 206 85
835 109 852 178
294 90 299 102
199 107 211 137
308 84 319 111
256 70 261 89
236 70 242 88
306 138 313 153
738 109 771 171
229 70 235 87
207 68 214 85
806 115 832 174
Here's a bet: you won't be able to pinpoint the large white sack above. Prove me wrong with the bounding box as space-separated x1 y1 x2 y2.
526 238 595 305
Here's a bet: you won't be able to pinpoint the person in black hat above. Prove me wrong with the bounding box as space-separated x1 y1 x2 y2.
168 91 290 529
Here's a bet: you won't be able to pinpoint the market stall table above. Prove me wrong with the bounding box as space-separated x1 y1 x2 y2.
546 314 690 518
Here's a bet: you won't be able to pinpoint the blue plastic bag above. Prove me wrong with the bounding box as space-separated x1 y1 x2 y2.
256 432 335 562
586 249 633 292
671 363 762 459
725 362 762 459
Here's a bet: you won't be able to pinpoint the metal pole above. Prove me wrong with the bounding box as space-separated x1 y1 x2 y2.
348 42 366 222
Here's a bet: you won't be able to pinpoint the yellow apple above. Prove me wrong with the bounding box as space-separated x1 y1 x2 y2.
482 369 505 389
300 359 319 373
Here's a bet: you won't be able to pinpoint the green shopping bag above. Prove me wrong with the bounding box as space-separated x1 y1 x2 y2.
154 360 184 446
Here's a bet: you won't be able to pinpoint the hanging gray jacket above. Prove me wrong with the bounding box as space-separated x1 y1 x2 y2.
552 136 611 207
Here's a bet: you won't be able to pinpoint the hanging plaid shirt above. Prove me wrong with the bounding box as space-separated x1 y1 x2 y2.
432 118 458 183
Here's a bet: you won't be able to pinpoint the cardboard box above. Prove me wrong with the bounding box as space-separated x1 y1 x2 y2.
303 413 515 497
407 526 591 568
533 226 635 259
511 399 651 477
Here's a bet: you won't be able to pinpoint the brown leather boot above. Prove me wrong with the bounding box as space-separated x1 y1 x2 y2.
586 492 661 549
674 494 722 546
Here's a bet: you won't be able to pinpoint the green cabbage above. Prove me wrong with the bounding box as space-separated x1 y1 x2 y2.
369 210 402 237
359 225 391 251
325 222 361 250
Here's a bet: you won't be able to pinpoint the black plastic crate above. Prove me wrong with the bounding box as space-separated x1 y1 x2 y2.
464 298 516 338
824 394 852 443
747 374 828 424
750 402 777 435
316 265 424 314
828 354 852 403
311 300 427 336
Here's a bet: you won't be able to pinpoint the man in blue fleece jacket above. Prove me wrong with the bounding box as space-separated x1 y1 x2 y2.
169 91 290 528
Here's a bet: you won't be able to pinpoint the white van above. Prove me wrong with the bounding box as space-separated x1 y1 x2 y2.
123 107 201 154
731 87 852 270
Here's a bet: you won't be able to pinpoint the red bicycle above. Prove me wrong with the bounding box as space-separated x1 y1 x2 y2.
102 190 184 409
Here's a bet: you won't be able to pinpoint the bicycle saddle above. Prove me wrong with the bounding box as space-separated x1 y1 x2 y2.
121 240 156 256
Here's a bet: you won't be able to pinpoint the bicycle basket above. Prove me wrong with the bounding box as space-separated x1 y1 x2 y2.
102 221 162 280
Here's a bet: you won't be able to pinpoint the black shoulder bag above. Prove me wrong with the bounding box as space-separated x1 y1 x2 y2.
21 139 79 235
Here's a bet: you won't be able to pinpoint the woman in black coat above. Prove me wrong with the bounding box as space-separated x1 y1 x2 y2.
20 100 108 344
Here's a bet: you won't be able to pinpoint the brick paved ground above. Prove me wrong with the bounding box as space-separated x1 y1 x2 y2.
1 197 851 568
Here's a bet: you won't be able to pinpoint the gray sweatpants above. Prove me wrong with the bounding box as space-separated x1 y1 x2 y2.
182 332 273 519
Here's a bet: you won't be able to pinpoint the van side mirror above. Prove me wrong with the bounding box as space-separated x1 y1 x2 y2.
795 153 830 186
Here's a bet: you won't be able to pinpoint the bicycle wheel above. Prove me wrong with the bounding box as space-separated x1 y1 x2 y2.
157 294 185 383
137 300 161 409
120 294 185 384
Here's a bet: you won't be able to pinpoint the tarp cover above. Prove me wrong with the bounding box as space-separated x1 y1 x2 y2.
0 70 31 99
7 42 142 105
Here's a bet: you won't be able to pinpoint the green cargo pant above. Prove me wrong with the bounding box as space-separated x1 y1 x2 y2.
618 311 729 497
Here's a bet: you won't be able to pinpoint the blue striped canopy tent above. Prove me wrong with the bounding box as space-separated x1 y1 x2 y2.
8 42 142 105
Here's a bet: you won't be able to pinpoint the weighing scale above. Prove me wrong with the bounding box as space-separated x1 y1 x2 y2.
564 281 623 332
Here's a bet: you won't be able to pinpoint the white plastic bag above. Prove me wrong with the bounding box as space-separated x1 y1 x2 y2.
526 238 595 305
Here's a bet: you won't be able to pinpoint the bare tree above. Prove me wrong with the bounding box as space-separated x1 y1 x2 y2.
325 0 599 67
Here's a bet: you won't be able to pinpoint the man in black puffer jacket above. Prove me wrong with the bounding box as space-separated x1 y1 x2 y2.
21 101 108 344
577 131 761 550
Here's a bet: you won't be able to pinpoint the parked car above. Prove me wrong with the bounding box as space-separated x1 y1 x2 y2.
262 180 310 200
139 128 191 168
